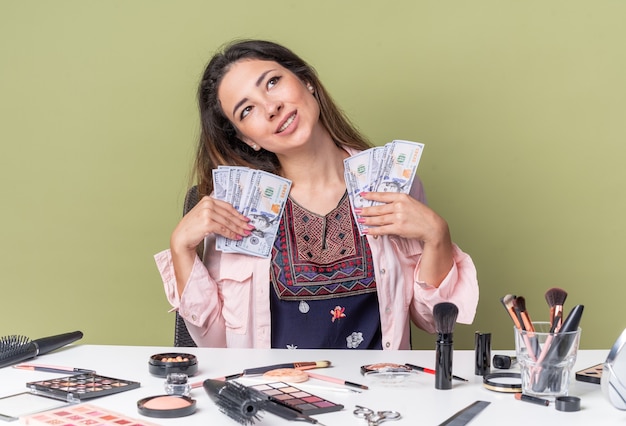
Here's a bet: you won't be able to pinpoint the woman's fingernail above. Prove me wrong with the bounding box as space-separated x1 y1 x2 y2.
357 218 366 224
243 230 252 236
353 208 362 214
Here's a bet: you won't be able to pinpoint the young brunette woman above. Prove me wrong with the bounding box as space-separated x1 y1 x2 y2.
155 40 479 349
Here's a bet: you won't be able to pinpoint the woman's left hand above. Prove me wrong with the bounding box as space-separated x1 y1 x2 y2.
355 192 448 243
356 191 454 287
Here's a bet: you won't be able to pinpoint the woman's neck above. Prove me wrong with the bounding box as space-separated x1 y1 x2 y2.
277 139 350 215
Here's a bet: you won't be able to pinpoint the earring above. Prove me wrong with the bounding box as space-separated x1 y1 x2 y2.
251 143 258 150
307 84 314 93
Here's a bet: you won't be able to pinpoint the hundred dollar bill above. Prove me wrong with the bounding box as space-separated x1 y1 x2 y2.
343 150 373 197
220 167 253 252
227 166 251 212
344 171 367 234
371 140 424 196
368 145 389 198
343 140 425 235
212 168 233 252
212 168 229 202
344 151 376 234
235 170 292 258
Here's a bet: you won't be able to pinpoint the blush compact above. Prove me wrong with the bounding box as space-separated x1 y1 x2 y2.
137 395 196 418
148 353 198 378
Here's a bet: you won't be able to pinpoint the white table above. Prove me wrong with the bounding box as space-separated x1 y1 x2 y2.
1 345 624 425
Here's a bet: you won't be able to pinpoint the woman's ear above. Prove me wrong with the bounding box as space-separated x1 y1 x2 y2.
237 134 260 151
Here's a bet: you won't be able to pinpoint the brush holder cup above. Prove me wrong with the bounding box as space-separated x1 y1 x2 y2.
514 322 581 399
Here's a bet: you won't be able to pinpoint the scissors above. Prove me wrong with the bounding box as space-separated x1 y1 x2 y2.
353 405 402 425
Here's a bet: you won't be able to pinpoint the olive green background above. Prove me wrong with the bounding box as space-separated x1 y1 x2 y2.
1 1 624 351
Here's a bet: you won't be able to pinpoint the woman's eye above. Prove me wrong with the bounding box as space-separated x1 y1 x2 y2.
267 76 280 89
240 106 252 120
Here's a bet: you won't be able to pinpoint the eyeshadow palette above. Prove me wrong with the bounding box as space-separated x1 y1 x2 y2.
575 363 603 384
249 382 343 415
26 373 140 403
20 403 159 426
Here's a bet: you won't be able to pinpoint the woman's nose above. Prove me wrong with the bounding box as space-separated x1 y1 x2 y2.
266 100 282 119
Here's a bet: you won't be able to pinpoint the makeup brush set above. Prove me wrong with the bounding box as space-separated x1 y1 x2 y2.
499 288 585 399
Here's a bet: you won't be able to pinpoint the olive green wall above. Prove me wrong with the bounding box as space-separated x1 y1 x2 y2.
1 1 624 350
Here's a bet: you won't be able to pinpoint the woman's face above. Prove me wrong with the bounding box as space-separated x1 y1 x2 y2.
218 59 320 155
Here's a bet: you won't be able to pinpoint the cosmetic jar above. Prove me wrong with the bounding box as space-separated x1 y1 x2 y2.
137 395 196 418
493 355 516 369
555 396 581 412
165 373 191 396
148 353 198 378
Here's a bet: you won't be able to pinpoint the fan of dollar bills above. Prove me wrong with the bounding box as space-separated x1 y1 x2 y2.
344 140 425 235
212 167 292 258
211 139 424 257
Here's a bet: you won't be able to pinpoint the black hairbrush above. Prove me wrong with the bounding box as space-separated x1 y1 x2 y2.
203 379 325 425
0 331 83 369
203 379 265 425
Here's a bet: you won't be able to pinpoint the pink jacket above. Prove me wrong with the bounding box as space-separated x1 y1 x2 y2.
155 170 479 349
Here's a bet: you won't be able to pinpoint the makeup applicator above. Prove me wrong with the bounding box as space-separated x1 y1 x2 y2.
545 287 567 331
0 331 83 369
500 295 537 361
433 302 459 390
513 296 540 358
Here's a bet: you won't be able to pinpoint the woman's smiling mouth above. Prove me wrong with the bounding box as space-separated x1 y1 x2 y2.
277 112 296 133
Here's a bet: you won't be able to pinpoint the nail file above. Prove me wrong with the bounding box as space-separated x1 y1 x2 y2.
438 400 491 426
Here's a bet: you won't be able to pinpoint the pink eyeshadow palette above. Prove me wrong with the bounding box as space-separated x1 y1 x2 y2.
26 373 140 402
20 403 159 426
249 382 343 415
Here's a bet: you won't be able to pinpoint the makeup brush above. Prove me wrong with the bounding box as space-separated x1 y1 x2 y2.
545 287 567 331
512 296 534 333
533 304 584 393
242 360 330 375
433 302 459 390
0 331 83 369
513 296 540 358
501 295 537 361
500 294 523 330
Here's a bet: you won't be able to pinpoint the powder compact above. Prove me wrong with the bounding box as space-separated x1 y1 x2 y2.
148 352 198 378
137 395 196 418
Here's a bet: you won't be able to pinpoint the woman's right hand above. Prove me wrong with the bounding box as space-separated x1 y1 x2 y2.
169 196 252 293
171 196 252 253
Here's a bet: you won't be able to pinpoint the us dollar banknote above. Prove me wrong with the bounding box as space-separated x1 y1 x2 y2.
211 166 291 257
